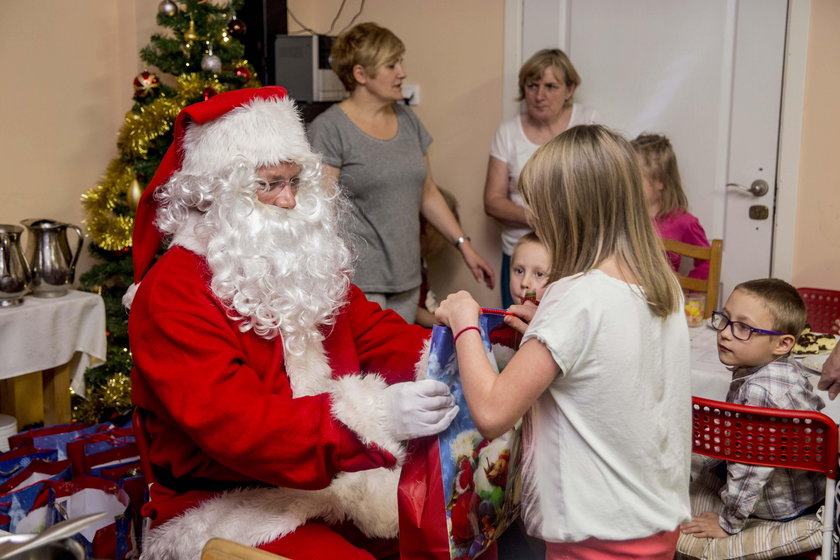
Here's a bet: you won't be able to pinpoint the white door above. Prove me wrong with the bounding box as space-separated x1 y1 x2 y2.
513 0 788 307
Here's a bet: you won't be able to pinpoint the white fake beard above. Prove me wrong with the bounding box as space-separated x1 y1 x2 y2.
198 178 352 356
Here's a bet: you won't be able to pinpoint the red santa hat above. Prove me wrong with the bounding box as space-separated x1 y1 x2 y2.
131 85 311 284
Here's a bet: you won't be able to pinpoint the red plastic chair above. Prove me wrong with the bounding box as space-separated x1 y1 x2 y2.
692 397 838 559
798 288 840 334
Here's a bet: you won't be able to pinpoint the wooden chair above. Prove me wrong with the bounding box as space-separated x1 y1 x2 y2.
663 238 723 318
202 538 293 560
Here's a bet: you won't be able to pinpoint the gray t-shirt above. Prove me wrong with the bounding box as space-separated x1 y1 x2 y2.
309 103 433 293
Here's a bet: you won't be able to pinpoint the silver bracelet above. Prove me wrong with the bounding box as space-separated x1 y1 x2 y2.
453 235 471 248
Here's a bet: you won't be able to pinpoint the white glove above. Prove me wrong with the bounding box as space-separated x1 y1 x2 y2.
384 379 459 440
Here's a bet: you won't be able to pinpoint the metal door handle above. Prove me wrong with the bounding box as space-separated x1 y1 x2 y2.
726 179 769 197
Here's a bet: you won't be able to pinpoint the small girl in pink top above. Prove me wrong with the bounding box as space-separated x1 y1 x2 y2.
632 133 711 280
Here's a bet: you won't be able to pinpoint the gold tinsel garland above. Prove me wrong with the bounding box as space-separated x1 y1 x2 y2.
82 74 227 250
72 373 133 423
80 159 136 250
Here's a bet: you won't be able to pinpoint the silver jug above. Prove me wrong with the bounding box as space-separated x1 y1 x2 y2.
20 219 83 298
0 224 31 307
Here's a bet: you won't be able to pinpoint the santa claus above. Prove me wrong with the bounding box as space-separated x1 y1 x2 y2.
126 87 458 560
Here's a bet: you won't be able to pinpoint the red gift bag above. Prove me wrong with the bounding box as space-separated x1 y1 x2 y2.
45 475 135 560
8 422 112 461
66 428 138 478
398 437 450 559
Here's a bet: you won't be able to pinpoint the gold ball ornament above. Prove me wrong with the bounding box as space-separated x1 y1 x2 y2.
184 20 200 42
127 177 144 211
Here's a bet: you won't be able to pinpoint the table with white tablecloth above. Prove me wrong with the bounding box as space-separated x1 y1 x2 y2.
0 290 107 425
690 325 840 423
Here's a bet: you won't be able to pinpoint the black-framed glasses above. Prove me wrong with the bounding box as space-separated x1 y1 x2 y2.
256 177 301 194
710 311 784 341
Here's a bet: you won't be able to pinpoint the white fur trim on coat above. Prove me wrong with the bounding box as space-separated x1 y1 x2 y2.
328 374 405 465
140 467 402 560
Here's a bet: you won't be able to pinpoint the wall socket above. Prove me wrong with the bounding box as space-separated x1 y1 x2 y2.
401 84 420 106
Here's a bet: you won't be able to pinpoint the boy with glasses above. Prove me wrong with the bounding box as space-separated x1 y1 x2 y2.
680 278 825 539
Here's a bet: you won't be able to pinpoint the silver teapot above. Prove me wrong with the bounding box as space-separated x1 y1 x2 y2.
20 219 83 298
0 224 31 307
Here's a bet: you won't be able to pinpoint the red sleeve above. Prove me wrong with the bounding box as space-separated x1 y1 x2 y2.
130 251 396 491
336 285 430 384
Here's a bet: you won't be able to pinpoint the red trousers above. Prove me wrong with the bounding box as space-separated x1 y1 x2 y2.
257 522 398 560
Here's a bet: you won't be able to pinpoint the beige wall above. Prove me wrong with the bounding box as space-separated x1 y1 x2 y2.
0 1 146 276
1 1 836 303
792 0 840 289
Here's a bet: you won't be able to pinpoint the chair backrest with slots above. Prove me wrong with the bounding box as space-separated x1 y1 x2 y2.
691 396 838 559
797 287 840 334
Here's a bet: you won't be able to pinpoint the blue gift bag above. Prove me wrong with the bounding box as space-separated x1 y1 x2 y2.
399 310 523 560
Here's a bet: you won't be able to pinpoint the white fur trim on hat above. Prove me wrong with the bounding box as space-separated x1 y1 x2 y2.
181 96 313 176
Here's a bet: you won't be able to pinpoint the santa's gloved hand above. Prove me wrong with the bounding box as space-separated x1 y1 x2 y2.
384 379 459 440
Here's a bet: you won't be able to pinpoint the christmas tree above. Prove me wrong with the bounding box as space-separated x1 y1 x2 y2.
77 0 260 422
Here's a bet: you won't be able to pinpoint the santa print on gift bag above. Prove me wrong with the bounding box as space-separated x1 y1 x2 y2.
398 310 522 560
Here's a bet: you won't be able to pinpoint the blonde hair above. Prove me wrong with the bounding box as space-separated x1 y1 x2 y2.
517 48 581 102
512 232 543 259
330 22 405 92
734 279 807 337
630 133 688 218
518 125 681 317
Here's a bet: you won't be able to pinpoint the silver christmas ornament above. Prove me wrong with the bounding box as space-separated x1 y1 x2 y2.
201 53 222 74
158 0 178 16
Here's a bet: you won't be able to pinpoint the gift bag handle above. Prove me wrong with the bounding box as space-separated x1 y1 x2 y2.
480 307 517 317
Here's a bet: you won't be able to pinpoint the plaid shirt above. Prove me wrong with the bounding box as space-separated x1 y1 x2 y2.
699 356 826 534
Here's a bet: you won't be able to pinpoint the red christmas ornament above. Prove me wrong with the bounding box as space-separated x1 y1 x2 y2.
203 87 218 101
228 17 246 37
234 66 252 82
133 71 160 97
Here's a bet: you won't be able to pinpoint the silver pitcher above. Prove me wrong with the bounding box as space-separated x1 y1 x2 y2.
0 224 31 307
20 219 83 298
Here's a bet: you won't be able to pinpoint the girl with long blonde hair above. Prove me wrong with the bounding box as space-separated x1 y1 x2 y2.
436 125 691 559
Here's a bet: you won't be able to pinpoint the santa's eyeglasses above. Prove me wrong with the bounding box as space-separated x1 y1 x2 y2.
256 177 301 194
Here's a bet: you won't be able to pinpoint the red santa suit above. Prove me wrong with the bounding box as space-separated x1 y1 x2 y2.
131 247 428 559
126 87 438 560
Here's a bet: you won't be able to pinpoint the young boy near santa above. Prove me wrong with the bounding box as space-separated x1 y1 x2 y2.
681 278 825 539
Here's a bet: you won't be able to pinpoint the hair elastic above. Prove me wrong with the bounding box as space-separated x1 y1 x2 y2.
453 326 481 345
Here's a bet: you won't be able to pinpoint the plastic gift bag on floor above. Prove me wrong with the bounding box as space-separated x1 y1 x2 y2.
43 475 136 560
0 459 72 533
0 445 58 486
7 422 113 461
91 460 147 546
66 428 138 478
399 310 523 560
